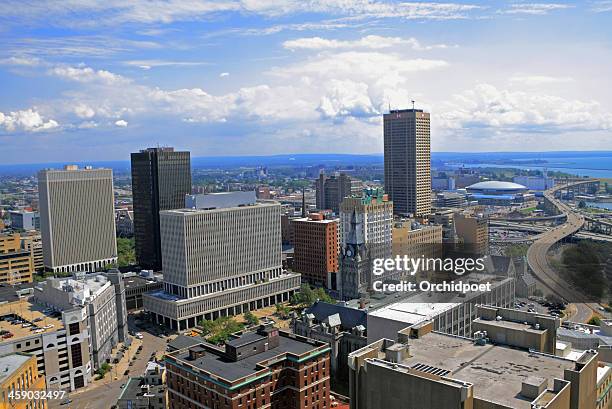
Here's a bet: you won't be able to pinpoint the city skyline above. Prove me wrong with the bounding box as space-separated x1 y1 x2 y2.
1 1 611 164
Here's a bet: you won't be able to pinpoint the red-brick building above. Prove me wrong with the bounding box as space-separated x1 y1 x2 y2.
292 214 338 288
165 325 331 409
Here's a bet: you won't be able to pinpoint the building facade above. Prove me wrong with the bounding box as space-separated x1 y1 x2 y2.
164 325 331 409
0 353 47 409
35 272 128 370
131 147 191 271
454 212 489 255
9 210 40 231
383 109 432 217
144 193 300 331
38 165 117 273
0 297 92 391
0 233 34 284
339 189 393 300
292 214 339 288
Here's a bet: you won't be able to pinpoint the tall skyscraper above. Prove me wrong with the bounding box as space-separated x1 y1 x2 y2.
339 188 393 300
131 147 191 270
315 172 362 214
38 165 117 272
143 192 300 331
383 108 432 216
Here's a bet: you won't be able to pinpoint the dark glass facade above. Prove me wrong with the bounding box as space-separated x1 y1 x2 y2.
131 147 191 270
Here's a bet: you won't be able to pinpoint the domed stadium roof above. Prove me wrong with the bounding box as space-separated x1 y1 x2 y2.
466 181 528 192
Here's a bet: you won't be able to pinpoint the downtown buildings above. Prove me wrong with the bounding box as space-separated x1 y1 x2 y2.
38 165 117 273
338 189 393 300
383 108 432 217
144 192 300 331
131 147 191 271
164 324 331 409
0 233 34 284
0 352 47 409
315 172 362 214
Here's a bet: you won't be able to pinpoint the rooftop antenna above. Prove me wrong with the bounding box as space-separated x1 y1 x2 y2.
412 100 415 110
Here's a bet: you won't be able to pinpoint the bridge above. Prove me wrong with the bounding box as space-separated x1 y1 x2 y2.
525 179 604 320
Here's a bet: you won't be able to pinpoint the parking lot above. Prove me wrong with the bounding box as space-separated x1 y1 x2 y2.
514 297 567 318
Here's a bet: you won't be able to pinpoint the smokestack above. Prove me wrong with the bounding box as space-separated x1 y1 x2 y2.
302 187 306 218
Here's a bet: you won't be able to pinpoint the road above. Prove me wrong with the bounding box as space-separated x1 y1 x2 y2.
49 321 169 409
526 179 602 323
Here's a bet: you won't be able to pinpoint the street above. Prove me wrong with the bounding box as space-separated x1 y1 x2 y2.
49 318 170 409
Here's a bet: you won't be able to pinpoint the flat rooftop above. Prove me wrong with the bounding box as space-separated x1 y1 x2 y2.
123 275 158 290
0 353 31 383
381 332 577 409
172 333 323 382
0 299 64 339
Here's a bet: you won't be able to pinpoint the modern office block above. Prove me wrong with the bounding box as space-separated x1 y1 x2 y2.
383 108 432 217
144 192 300 331
131 147 191 271
339 189 393 300
9 210 40 231
38 165 117 273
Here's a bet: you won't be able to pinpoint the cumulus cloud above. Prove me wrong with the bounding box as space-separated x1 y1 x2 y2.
219 72 230 77
440 83 612 133
0 56 42 66
74 104 96 119
49 65 128 84
114 119 128 127
0 109 59 132
283 35 450 51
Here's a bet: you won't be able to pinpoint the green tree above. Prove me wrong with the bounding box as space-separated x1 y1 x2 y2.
198 317 245 345
275 303 291 319
116 237 136 267
243 311 259 326
588 316 602 326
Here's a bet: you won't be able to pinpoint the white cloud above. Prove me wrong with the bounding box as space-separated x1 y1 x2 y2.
220 72 230 77
591 1 612 12
439 83 612 133
0 56 42 66
114 119 128 127
49 65 128 84
124 59 209 68
283 35 450 51
509 75 574 85
74 104 96 119
0 0 483 26
0 109 59 132
501 3 572 15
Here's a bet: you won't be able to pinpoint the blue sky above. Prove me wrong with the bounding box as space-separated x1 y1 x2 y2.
0 1 611 164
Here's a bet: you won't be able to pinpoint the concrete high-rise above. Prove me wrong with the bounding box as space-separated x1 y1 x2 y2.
339 188 393 300
131 147 191 271
315 172 362 214
383 108 432 217
38 165 117 273
144 192 300 331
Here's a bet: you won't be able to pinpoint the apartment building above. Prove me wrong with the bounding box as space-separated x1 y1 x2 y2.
144 192 300 331
0 233 34 285
292 213 339 288
164 325 331 409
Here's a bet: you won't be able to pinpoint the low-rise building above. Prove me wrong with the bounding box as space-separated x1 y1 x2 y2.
0 233 34 285
366 275 515 342
165 325 331 409
117 361 167 409
349 306 601 409
9 210 40 232
123 273 163 311
292 301 367 393
0 353 47 409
